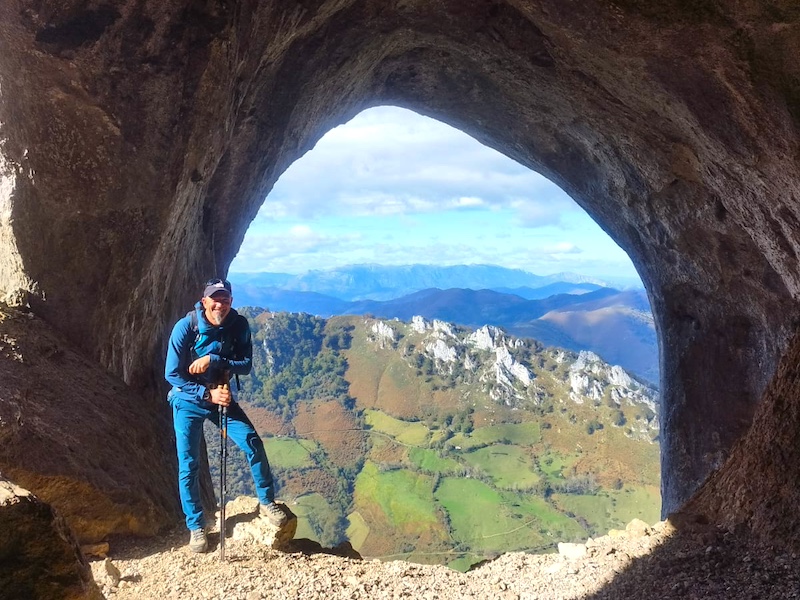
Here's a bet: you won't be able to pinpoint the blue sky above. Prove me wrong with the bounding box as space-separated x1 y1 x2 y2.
231 106 640 283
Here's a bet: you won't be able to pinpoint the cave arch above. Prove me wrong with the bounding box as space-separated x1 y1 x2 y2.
1 0 799 540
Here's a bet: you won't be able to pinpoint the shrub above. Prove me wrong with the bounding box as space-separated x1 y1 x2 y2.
586 419 603 435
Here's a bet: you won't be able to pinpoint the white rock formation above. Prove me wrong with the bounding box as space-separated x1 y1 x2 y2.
411 315 427 333
371 321 396 348
425 338 458 363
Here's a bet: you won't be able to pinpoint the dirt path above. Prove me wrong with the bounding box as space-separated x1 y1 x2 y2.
90 516 800 600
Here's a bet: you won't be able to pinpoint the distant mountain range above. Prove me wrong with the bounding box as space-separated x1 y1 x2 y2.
229 265 657 384
230 264 640 302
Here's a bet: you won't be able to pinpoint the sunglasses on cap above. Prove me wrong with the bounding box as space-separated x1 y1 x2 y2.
203 278 232 297
205 278 231 289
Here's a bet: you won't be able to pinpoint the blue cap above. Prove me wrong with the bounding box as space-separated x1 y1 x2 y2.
202 278 232 298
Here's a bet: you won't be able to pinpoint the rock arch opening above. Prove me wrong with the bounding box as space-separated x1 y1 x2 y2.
223 105 659 562
1 0 799 550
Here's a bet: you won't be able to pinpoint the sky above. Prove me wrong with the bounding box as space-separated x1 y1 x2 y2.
230 106 640 283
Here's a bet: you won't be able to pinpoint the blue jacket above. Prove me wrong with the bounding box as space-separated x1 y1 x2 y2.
165 302 252 405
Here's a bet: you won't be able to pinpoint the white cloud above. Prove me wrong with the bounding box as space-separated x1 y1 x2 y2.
232 106 640 282
233 226 363 268
254 106 579 225
289 224 314 237
541 242 583 255
452 196 485 208
510 196 576 228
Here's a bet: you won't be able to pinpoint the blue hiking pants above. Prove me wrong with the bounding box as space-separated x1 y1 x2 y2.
169 394 275 531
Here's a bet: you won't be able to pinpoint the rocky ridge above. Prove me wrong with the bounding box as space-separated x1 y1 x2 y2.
371 316 658 436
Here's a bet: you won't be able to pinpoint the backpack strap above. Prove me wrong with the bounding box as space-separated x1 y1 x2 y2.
187 309 200 360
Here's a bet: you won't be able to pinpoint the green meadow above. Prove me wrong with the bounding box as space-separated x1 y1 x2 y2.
365 410 432 446
263 437 316 469
291 493 335 540
537 451 581 479
551 485 660 536
434 478 584 554
354 461 440 528
322 399 660 569
461 445 540 488
268 403 660 570
346 511 370 549
408 447 461 474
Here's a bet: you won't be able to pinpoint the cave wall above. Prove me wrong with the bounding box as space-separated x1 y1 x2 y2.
0 478 104 600
1 0 799 537
686 325 800 545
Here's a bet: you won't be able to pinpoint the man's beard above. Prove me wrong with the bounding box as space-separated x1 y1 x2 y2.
208 310 225 325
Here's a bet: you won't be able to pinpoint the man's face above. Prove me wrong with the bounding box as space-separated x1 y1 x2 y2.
202 292 232 325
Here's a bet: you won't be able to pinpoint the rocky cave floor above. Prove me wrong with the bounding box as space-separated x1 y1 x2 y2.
89 515 800 600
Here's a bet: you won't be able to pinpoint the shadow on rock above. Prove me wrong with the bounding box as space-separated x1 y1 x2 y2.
582 515 800 600
282 538 361 559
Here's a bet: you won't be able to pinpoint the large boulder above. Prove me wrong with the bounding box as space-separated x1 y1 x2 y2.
0 477 103 600
0 304 177 542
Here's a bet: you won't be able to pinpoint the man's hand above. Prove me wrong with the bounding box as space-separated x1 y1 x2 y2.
188 355 211 374
209 385 231 407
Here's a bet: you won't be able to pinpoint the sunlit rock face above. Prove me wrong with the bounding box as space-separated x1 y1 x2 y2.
0 477 103 599
0 305 178 543
0 0 799 541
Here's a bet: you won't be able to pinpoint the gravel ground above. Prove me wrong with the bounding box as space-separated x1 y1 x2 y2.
89 517 800 600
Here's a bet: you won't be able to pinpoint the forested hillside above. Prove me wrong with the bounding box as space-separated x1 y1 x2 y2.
206 309 660 570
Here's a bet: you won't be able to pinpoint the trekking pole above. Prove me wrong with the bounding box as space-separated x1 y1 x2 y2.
218 385 228 562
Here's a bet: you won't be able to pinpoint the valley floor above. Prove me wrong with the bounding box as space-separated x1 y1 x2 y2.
90 518 799 600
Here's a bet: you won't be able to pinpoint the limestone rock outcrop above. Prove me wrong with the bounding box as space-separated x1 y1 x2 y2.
0 0 800 558
221 496 362 559
227 496 297 550
0 477 103 600
0 304 177 542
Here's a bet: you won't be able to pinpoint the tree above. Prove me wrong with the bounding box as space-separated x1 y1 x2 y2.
586 419 603 435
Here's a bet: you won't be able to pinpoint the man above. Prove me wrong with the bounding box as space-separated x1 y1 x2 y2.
165 277 287 553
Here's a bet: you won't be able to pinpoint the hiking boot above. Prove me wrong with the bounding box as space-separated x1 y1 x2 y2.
188 528 208 553
259 502 288 527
